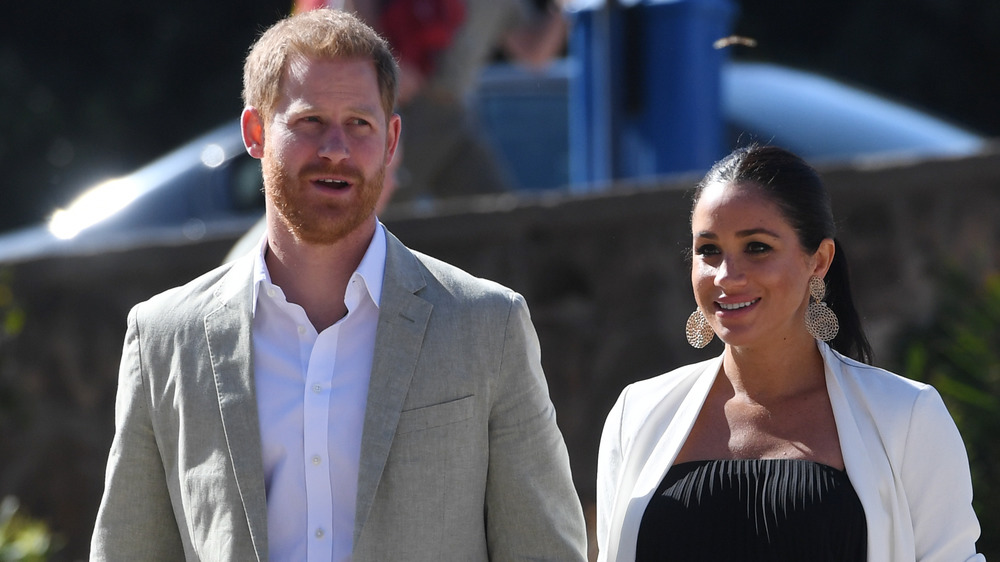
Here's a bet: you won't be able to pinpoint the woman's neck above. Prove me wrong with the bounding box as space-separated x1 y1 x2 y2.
722 334 826 403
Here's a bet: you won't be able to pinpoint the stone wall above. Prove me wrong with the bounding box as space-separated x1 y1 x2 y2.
2 149 998 559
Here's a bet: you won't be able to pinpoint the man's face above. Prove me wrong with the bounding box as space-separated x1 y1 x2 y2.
253 55 400 245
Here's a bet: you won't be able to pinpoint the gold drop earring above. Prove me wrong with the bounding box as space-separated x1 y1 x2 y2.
685 308 715 348
805 276 839 341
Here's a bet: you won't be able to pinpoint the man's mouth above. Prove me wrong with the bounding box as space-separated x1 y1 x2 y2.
302 162 363 190
316 178 351 189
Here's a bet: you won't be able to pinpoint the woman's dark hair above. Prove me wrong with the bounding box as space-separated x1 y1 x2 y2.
693 145 874 364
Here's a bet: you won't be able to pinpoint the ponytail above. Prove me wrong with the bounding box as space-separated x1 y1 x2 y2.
825 239 873 364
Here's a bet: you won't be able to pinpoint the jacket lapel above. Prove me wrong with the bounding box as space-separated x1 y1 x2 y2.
609 356 721 561
354 232 432 544
204 255 269 561
821 342 893 562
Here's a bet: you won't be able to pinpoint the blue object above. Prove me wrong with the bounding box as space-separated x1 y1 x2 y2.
567 0 736 187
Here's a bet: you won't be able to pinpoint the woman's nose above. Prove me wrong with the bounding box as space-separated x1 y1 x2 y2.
715 256 746 288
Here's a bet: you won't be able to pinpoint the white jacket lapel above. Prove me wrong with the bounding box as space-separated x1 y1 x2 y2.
606 356 721 562
822 342 895 562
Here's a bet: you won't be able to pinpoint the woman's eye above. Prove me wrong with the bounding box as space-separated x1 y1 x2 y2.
695 244 720 256
747 241 772 254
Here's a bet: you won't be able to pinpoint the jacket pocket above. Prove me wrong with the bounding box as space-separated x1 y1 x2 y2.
396 395 475 435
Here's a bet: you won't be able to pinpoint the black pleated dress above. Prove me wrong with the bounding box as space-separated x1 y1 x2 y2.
636 459 867 561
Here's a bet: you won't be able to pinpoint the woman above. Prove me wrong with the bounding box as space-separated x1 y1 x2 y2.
596 146 983 561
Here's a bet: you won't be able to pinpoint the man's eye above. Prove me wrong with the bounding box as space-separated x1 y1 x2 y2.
349 118 370 127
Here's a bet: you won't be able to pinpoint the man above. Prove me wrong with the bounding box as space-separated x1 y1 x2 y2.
90 9 587 561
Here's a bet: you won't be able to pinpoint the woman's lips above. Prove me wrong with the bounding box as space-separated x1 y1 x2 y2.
716 297 760 311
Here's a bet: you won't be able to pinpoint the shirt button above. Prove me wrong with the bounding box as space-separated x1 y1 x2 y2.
266 288 275 298
297 325 306 335
315 528 325 539
312 384 322 394
312 455 322 465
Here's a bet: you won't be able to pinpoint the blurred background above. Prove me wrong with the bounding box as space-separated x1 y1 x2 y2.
2 0 999 559
2 0 999 230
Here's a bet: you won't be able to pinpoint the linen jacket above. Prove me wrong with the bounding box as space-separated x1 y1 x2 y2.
91 230 588 561
596 341 984 562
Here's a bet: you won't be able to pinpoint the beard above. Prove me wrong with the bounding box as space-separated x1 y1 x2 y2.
262 150 385 246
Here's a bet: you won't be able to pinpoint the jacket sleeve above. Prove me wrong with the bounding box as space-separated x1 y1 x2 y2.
596 385 627 560
901 385 985 562
483 293 588 561
90 306 185 561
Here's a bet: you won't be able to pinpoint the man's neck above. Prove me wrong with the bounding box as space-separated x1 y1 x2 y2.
264 218 377 332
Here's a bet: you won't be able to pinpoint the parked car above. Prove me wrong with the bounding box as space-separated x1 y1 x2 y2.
0 61 986 263
720 62 985 163
0 122 263 263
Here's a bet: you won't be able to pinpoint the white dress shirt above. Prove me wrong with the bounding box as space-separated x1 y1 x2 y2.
251 224 386 562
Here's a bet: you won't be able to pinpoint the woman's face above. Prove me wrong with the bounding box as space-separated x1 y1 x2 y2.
690 181 830 349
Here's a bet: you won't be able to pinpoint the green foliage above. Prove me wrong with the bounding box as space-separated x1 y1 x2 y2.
0 269 25 341
0 497 61 562
900 269 1000 558
0 268 24 423
0 279 49 561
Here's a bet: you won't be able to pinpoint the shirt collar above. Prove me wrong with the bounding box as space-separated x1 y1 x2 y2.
250 220 388 316
354 221 387 308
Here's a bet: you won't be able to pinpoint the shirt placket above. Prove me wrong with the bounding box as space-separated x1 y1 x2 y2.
303 322 338 562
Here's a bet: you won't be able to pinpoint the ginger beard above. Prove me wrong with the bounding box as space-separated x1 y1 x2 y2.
262 140 386 245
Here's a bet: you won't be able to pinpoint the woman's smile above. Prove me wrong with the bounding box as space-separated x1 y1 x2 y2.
716 298 760 311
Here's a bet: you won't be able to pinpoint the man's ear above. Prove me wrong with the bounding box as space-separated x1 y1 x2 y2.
385 112 401 165
241 107 265 159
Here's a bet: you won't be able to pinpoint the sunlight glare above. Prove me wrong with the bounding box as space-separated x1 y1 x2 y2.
48 178 142 239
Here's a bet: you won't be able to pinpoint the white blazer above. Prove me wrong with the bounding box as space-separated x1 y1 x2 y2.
597 341 984 562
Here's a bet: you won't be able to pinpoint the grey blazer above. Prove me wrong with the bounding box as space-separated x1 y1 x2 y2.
90 231 588 561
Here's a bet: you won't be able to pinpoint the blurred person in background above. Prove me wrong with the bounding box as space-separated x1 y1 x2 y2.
300 0 568 202
91 9 587 561
596 145 984 561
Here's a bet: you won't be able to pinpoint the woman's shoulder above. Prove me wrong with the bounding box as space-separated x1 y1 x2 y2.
822 343 930 397
613 356 721 421
626 356 719 393
820 343 951 429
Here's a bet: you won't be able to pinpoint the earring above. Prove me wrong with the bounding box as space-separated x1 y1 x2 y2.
685 309 715 348
805 276 839 342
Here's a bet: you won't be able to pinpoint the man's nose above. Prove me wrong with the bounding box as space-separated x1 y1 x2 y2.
318 126 349 160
